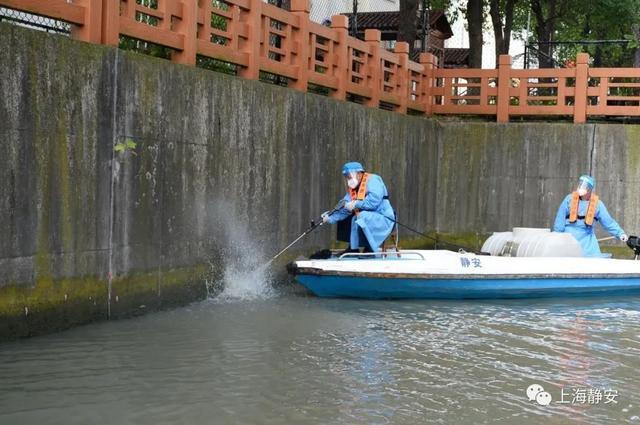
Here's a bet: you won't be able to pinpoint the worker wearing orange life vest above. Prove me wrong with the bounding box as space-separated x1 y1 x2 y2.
553 175 627 257
321 162 395 252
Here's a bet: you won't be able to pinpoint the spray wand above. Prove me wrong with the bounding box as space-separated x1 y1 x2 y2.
262 200 346 268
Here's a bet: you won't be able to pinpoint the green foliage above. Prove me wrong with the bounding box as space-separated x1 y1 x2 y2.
118 0 171 59
136 0 158 7
551 0 639 66
197 56 237 75
211 0 230 34
624 33 640 50
119 36 172 59
447 0 640 67
431 0 462 25
517 0 640 67
114 139 137 154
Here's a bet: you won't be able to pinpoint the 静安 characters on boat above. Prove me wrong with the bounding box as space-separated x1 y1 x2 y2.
553 174 628 257
321 162 395 252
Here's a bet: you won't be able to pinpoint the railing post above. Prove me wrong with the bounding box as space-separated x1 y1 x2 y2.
364 29 381 109
290 0 309 91
71 0 102 43
330 15 349 101
172 0 197 65
101 0 120 46
497 54 512 123
574 52 590 124
394 41 409 114
238 0 262 80
419 52 437 116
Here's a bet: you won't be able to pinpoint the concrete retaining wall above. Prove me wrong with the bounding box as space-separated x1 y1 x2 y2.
1 23 639 339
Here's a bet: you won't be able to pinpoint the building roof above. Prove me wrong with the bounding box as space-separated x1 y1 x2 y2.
342 10 453 39
408 48 470 68
443 48 470 67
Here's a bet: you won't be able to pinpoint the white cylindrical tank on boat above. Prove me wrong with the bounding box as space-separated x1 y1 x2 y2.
482 227 584 257
480 231 513 256
516 231 583 257
505 228 550 257
511 227 550 242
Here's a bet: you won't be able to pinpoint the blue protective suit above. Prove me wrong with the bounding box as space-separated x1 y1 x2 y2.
327 174 395 251
553 194 625 257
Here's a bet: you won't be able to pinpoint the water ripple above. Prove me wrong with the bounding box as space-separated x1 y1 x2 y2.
2 296 640 424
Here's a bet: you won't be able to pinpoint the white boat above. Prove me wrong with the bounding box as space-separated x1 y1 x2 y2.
288 232 640 299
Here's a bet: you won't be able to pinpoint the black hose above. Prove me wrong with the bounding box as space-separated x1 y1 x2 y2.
383 215 482 254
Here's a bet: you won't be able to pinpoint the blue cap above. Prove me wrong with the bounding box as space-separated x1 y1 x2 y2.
342 161 364 175
579 175 595 189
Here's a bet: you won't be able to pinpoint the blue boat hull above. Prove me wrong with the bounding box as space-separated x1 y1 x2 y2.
295 275 640 299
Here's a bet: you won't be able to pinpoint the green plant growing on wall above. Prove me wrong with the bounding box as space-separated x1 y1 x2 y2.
114 139 138 155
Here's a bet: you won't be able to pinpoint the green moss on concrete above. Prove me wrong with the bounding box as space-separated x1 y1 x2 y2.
56 116 74 255
109 264 208 318
626 126 640 180
0 275 107 318
111 264 207 298
0 266 208 316
601 245 636 260
0 264 209 340
160 264 208 288
399 232 491 252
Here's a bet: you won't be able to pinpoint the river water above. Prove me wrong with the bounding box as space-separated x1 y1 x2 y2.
2 284 640 424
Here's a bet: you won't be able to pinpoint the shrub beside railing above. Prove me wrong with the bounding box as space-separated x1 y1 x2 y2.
3 0 640 123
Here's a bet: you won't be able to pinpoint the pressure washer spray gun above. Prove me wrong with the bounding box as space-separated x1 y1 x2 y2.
262 199 346 268
626 235 640 260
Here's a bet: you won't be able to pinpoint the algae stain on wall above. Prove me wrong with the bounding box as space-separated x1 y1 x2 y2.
624 126 640 233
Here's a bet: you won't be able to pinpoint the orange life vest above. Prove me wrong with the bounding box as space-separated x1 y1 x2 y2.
349 172 370 214
568 191 599 226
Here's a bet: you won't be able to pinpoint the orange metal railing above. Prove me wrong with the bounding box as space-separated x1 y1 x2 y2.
3 0 640 123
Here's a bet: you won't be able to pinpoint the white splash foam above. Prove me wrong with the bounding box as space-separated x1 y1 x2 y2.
208 200 275 301
218 262 274 300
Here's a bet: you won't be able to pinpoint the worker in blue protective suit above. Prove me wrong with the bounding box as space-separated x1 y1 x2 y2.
553 175 628 257
321 162 395 252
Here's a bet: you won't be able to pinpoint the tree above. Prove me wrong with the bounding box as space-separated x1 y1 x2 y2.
633 25 640 67
466 0 484 67
398 0 420 48
398 0 457 57
565 0 640 67
528 0 639 68
489 0 519 66
530 0 562 67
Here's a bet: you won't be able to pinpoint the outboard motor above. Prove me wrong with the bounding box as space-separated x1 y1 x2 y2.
626 235 640 260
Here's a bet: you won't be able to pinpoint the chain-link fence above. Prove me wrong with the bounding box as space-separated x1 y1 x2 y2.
0 2 290 36
263 0 290 10
524 40 634 69
0 7 70 34
309 0 398 23
0 1 414 85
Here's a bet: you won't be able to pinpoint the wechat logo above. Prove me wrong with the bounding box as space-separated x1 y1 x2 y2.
527 384 552 406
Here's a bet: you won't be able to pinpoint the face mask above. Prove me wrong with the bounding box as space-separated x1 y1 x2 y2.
347 177 359 189
577 188 588 197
